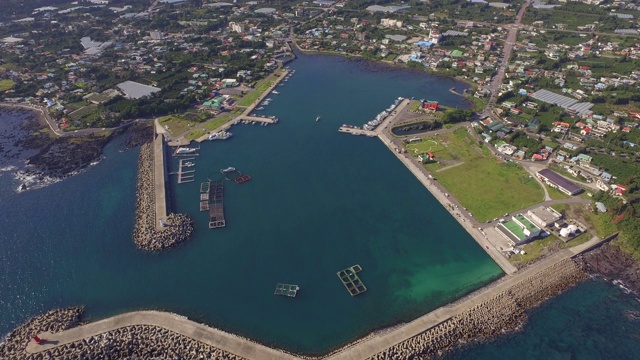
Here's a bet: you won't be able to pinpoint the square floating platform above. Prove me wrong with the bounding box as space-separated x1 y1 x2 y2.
337 265 367 297
274 283 300 297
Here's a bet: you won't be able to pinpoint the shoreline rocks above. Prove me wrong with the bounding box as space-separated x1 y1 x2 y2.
132 142 193 251
576 243 640 294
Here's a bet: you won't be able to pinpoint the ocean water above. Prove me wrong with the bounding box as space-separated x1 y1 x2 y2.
2 53 632 357
444 279 640 360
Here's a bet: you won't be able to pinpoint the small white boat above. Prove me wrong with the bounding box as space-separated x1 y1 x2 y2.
221 167 236 173
316 115 321 122
176 147 197 154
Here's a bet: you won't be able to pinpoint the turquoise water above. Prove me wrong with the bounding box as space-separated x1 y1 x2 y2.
445 279 640 360
3 53 504 355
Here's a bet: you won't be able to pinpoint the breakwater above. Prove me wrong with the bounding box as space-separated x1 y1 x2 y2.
366 259 588 360
0 307 83 359
132 140 193 250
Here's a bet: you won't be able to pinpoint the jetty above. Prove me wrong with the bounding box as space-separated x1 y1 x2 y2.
338 126 375 137
154 133 169 230
337 265 367 297
207 180 226 229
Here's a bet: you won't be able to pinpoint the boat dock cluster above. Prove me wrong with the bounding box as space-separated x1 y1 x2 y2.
362 97 404 131
132 138 193 251
176 158 195 184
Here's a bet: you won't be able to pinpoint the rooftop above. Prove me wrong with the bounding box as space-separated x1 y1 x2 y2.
116 81 161 99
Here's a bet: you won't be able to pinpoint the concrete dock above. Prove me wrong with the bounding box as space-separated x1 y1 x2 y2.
153 133 168 230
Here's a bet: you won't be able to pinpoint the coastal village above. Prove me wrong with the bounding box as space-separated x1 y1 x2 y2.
1 0 640 359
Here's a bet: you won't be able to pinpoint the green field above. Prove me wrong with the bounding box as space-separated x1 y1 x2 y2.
204 115 232 131
412 129 544 222
237 77 275 107
159 115 197 136
0 79 16 92
185 129 207 140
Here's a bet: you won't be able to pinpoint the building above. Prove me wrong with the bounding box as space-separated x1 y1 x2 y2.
527 206 562 228
421 100 438 111
496 214 542 246
536 169 582 195
229 22 244 34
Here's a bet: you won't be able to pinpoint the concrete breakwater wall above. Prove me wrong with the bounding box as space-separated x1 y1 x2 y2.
133 142 193 251
367 259 589 360
0 309 246 360
0 307 83 359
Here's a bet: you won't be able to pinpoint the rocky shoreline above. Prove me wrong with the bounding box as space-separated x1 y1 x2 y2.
367 258 588 359
576 243 640 295
132 142 193 251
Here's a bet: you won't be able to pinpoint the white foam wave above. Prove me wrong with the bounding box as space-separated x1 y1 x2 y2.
0 165 18 172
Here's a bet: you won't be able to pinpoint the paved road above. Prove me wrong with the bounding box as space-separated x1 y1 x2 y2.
483 0 532 118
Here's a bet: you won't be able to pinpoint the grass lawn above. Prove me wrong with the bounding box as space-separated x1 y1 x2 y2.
159 115 197 136
560 232 591 249
66 101 88 111
0 79 15 92
408 100 422 112
204 115 232 131
547 185 572 200
185 129 207 140
415 128 544 222
237 77 275 107
509 235 558 266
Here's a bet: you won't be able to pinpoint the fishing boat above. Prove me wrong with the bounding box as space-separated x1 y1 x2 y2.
175 147 197 154
316 115 321 122
272 90 280 94
221 167 236 173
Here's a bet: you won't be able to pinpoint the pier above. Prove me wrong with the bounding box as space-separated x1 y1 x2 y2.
176 158 195 184
208 180 226 229
337 265 367 297
338 126 376 137
153 133 169 231
241 115 277 124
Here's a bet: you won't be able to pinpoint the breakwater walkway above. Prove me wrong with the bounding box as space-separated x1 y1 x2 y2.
154 133 168 229
132 133 193 251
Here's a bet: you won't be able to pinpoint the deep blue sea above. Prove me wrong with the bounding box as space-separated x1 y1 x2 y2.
1 53 639 357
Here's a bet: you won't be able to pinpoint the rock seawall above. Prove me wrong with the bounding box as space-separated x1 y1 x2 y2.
367 259 588 359
133 142 193 251
0 309 246 360
0 307 83 359
576 243 640 294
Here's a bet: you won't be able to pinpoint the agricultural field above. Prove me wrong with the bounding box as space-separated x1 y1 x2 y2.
407 128 544 222
0 79 15 91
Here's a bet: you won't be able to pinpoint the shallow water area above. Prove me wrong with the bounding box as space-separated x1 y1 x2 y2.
1 53 503 355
